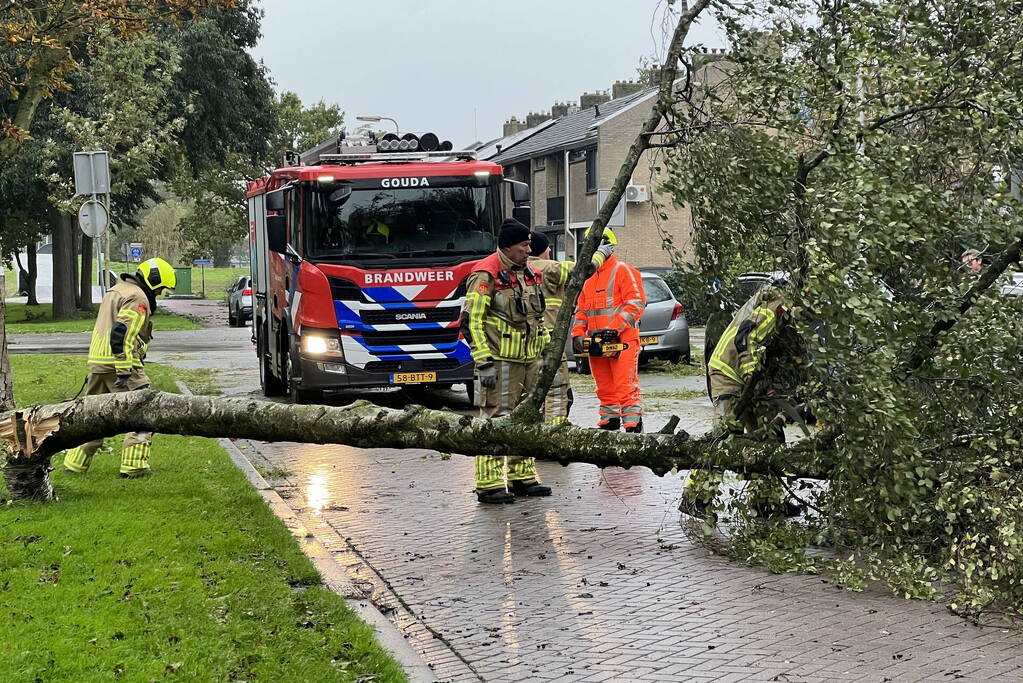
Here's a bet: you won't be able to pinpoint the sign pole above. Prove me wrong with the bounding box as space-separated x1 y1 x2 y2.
202 264 206 298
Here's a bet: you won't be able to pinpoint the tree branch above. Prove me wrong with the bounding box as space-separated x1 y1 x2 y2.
511 0 712 421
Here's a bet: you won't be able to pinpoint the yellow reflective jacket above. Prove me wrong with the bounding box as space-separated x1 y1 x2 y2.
527 249 607 330
87 276 154 374
708 285 787 400
462 250 547 365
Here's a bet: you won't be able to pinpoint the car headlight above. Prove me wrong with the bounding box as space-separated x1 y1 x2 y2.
300 335 342 357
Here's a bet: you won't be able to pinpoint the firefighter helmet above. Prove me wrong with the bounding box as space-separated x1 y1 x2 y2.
136 258 176 292
584 226 618 245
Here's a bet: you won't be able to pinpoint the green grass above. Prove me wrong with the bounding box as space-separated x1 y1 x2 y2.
0 355 407 682
109 263 249 300
644 388 706 401
174 368 221 396
3 302 200 334
641 358 705 377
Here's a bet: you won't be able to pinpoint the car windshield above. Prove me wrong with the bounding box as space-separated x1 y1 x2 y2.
643 276 674 303
304 184 500 261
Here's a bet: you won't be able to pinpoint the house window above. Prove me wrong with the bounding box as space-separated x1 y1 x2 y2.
585 148 598 193
533 156 546 171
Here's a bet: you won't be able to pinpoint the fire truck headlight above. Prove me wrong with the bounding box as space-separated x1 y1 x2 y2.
301 335 342 357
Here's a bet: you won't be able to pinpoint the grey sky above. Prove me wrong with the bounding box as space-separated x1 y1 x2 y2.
249 0 723 149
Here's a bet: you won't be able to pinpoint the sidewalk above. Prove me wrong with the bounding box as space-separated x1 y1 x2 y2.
240 411 1023 682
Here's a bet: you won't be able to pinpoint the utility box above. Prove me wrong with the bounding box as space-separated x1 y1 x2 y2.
173 267 192 296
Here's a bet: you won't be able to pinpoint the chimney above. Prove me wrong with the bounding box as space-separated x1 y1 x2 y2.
503 116 525 137
580 91 611 110
551 101 570 118
612 80 644 100
525 110 550 128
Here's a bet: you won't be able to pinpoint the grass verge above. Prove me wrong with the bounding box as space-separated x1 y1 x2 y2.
4 302 200 334
644 388 707 401
0 355 407 682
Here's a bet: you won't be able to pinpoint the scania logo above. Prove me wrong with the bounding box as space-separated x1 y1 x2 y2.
395 312 428 321
381 177 430 188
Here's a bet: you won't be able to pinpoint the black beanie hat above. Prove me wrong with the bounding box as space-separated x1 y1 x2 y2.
529 231 550 257
498 219 531 249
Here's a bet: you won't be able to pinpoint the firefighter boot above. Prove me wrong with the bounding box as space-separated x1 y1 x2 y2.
477 488 516 504
624 419 643 434
511 480 552 497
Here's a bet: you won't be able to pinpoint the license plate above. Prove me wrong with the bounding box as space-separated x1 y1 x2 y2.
640 336 659 346
601 342 627 353
390 371 436 384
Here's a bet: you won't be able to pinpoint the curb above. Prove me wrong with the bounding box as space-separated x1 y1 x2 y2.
174 381 438 682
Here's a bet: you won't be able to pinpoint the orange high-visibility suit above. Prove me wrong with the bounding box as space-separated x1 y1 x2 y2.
571 254 646 430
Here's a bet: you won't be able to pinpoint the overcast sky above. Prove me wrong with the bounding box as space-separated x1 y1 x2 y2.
249 0 724 149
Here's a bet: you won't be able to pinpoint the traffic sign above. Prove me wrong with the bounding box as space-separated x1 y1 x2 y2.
129 243 143 263
78 199 109 237
73 151 111 195
193 258 213 266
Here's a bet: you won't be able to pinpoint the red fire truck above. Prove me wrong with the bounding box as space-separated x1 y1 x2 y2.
246 132 529 403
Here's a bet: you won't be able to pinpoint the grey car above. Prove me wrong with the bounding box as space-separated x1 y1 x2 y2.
569 271 691 372
227 275 252 327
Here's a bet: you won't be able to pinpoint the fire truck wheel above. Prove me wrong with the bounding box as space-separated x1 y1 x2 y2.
259 332 288 397
284 348 322 405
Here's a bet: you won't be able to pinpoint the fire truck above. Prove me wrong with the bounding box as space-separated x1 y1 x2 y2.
246 132 529 403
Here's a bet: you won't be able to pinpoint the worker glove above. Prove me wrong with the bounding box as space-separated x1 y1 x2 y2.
572 336 586 355
596 241 615 260
114 374 131 389
477 363 497 389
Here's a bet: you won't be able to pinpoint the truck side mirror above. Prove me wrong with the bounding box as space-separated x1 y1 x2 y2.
512 206 531 226
507 180 529 204
267 215 287 254
266 189 285 212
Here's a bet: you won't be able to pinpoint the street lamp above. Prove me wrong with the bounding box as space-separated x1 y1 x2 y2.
356 115 399 133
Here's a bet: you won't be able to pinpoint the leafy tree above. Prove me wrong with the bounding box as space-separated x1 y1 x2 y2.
0 0 232 166
660 0 1023 617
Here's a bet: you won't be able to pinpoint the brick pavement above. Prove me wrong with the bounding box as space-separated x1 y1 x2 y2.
240 434 1023 682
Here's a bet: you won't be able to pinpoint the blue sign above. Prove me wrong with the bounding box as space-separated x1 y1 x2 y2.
129 246 143 261
193 258 213 266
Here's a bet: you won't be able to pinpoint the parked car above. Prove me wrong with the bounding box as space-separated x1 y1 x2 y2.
227 275 252 327
568 271 690 373
1001 272 1023 296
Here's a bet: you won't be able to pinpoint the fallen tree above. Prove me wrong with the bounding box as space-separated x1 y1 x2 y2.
0 389 834 496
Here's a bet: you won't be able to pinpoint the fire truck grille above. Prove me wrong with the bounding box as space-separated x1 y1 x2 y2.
360 328 461 346
360 307 460 325
364 358 461 373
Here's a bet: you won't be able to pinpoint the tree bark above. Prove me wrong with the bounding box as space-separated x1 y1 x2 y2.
0 269 51 500
25 241 37 306
513 0 712 421
79 235 93 310
0 391 831 502
50 209 77 321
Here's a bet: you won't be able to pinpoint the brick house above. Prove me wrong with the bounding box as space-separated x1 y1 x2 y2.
481 80 695 269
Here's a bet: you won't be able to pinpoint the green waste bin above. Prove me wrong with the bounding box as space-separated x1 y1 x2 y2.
173 267 192 296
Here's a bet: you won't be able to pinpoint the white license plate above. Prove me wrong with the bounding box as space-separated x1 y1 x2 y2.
390 371 436 384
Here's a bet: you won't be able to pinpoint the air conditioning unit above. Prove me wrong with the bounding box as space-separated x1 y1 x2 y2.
625 184 648 202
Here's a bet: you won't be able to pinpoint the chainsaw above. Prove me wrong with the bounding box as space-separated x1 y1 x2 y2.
583 329 629 358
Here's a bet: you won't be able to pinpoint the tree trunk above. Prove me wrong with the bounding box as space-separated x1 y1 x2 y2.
0 390 832 500
25 242 38 306
0 270 52 501
50 209 77 321
79 235 93 310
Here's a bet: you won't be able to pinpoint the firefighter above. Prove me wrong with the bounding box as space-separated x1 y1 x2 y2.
462 219 551 504
571 228 647 432
527 231 614 424
680 282 801 517
63 258 177 478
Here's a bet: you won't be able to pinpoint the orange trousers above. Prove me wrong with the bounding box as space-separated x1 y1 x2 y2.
590 336 642 429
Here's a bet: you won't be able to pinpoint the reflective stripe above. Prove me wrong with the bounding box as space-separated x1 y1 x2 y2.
559 261 571 284
605 262 622 309
464 291 493 361
475 455 505 489
750 307 777 341
598 404 620 415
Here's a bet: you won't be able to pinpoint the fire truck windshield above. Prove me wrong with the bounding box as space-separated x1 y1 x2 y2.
304 183 501 262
